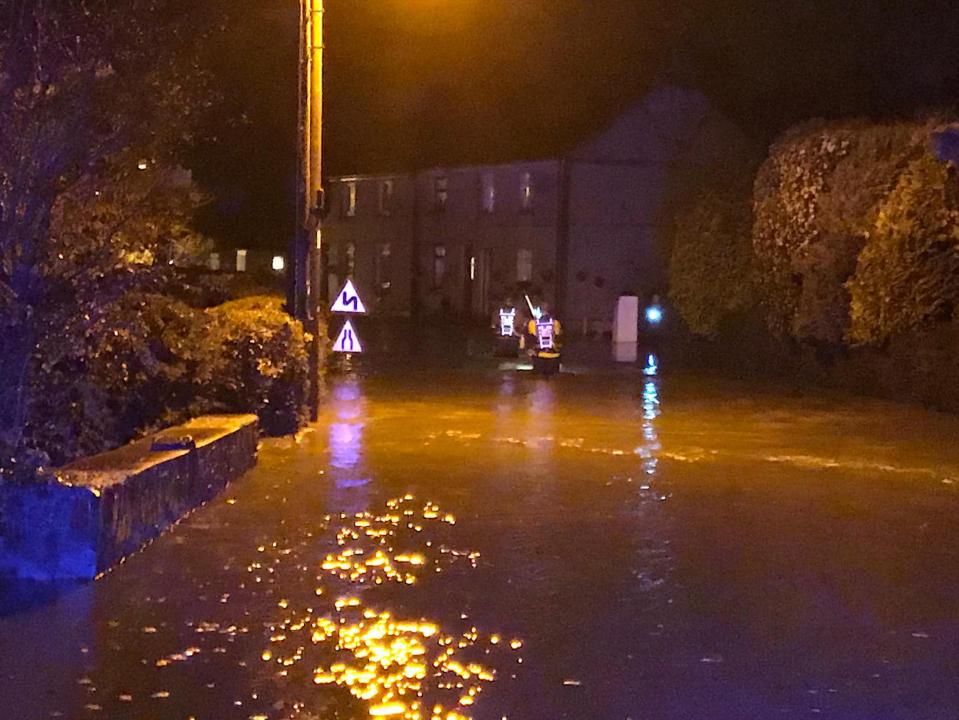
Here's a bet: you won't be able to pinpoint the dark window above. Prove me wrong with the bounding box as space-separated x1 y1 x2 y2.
376 243 393 294
378 180 394 215
517 249 533 282
433 245 447 288
520 172 534 212
482 172 496 213
434 177 449 212
346 242 356 278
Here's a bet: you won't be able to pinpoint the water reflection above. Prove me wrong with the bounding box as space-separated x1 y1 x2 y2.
329 377 372 515
259 495 515 720
638 356 661 478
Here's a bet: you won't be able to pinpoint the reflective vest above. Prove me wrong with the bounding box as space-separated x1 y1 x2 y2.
535 316 556 351
499 307 517 337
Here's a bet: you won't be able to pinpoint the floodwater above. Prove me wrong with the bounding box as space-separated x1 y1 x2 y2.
4 329 959 719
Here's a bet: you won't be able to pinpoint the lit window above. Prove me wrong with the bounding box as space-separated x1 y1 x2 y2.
208 252 220 271
520 171 533 212
378 180 394 215
434 177 448 212
517 249 533 282
470 255 477 281
272 255 286 272
481 172 496 213
343 181 357 217
433 245 447 288
236 249 248 273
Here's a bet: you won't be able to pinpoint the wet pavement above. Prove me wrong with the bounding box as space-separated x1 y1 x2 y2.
4 329 959 719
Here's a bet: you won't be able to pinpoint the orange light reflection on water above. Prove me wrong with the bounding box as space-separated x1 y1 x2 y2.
259 495 518 719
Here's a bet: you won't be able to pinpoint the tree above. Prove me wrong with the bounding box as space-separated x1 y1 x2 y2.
752 119 928 344
847 153 959 344
752 121 858 338
668 184 755 337
0 0 212 454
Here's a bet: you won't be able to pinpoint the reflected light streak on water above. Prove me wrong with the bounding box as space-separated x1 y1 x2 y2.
258 495 515 720
640 379 661 477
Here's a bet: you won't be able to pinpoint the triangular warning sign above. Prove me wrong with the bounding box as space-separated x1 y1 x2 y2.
330 279 367 314
332 319 363 354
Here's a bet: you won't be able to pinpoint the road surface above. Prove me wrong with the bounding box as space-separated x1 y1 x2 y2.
4 333 959 719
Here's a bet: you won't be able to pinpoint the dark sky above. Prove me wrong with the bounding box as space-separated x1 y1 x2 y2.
193 0 959 249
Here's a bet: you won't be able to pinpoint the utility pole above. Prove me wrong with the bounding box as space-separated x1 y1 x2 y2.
292 0 324 420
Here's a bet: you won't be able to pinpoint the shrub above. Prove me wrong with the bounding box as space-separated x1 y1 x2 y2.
21 292 201 467
847 154 959 344
753 120 932 344
668 186 756 337
752 121 858 338
13 293 314 475
199 297 314 436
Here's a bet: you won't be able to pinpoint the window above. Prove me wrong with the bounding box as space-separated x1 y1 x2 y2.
517 249 533 283
434 177 449 212
236 249 248 273
345 242 356 278
433 245 447 288
342 181 357 217
208 252 220 271
376 243 393 293
520 171 534 212
272 255 285 272
481 172 496 213
378 179 394 216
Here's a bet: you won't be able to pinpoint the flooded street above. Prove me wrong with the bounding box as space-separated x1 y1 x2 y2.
4 334 959 719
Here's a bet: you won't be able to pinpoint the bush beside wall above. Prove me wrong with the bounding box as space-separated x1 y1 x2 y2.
12 294 317 478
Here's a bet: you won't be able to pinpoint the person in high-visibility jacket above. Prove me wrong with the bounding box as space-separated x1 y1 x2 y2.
492 297 525 357
528 302 562 375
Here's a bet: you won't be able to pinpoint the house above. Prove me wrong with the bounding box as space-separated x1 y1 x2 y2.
322 85 747 334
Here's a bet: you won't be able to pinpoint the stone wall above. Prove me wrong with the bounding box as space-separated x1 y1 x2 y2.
0 415 258 581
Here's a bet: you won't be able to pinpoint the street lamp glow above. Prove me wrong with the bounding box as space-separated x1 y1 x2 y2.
646 305 663 325
273 255 286 272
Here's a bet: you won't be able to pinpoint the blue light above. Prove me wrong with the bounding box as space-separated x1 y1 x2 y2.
644 354 659 377
646 306 663 325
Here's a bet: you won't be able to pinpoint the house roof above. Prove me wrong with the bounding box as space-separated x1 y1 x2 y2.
328 85 749 180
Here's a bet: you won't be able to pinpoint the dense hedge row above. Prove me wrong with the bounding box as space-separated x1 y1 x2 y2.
670 116 959 347
16 294 315 473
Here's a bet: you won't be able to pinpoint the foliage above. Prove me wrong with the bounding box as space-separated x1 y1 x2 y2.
751 119 940 344
668 185 755 337
847 154 959 344
752 121 858 338
21 292 201 467
0 0 214 450
201 297 313 437
15 295 312 473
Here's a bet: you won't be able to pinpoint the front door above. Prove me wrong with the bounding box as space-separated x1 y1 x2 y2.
478 248 493 317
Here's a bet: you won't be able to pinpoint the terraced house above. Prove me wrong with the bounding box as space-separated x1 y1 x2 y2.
323 85 746 335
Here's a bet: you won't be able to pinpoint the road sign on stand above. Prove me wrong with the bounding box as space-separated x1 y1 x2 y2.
332 319 363 354
330 280 367 355
330 279 367 314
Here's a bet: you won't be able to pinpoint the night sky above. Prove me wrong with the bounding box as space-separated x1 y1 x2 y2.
193 0 959 250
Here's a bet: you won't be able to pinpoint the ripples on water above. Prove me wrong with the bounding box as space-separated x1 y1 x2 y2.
260 495 519 720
